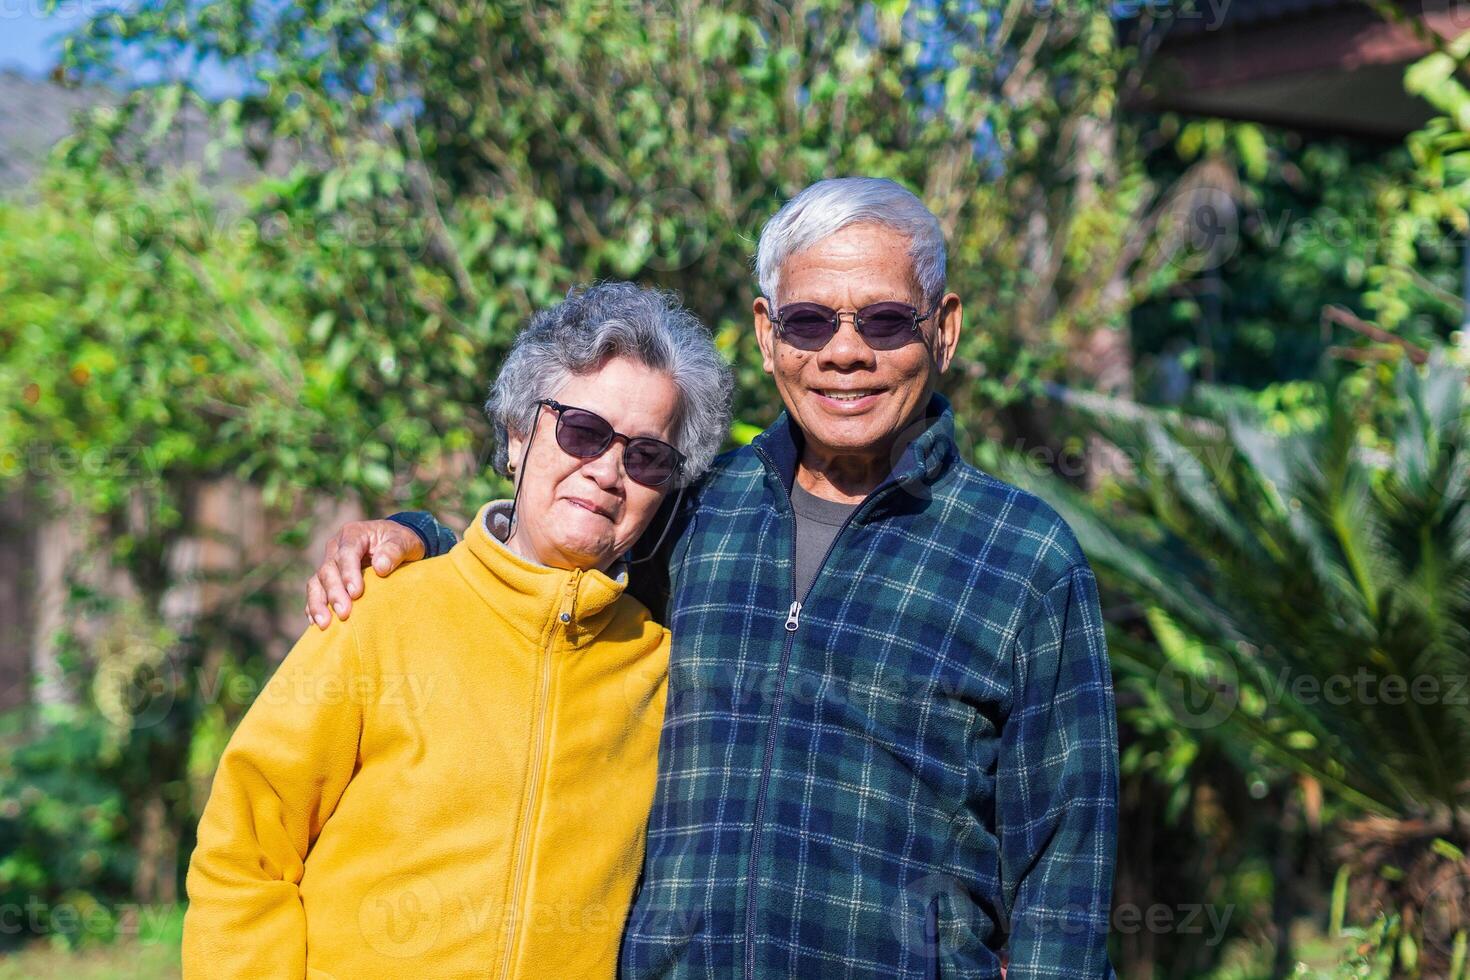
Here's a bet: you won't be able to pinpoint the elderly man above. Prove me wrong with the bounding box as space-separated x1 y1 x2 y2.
307 177 1119 978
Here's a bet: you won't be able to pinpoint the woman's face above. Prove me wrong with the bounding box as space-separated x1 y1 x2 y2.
504 355 682 572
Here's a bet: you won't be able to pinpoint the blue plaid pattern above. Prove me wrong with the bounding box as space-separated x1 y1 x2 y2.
404 394 1118 978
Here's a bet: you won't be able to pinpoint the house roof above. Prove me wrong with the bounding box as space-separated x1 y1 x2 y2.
1134 0 1446 138
1166 0 1357 34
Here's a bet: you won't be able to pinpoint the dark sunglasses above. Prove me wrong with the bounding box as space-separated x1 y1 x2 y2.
770 300 936 352
538 399 683 488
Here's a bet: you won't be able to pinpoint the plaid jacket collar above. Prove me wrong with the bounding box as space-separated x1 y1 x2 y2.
749 390 959 518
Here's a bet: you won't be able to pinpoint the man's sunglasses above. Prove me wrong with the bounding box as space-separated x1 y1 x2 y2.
770 300 936 352
537 399 683 488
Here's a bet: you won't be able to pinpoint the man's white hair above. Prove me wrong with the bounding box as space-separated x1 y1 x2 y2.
755 176 947 308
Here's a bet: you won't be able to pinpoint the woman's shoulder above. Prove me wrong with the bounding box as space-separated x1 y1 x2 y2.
325 551 477 652
609 590 673 647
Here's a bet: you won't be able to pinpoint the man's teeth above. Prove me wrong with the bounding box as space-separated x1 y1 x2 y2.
820 390 879 401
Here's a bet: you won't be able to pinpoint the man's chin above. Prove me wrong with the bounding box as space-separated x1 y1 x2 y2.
799 414 893 454
799 429 887 461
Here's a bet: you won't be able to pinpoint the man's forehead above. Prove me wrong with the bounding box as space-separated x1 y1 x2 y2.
776 249 921 305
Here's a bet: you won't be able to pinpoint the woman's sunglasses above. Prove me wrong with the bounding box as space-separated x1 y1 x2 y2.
770 300 936 352
537 399 683 488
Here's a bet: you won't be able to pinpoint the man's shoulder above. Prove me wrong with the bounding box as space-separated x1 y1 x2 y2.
938 459 1090 585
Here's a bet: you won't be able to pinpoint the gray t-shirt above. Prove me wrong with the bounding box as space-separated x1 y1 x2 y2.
790 481 859 600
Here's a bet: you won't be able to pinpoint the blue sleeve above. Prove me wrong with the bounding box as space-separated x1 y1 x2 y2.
385 511 458 558
998 563 1119 978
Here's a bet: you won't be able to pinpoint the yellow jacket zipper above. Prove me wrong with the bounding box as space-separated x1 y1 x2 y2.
498 568 580 979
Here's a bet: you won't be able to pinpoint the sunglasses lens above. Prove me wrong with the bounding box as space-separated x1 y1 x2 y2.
556 408 613 457
777 304 836 350
553 403 678 487
858 303 918 349
625 439 678 487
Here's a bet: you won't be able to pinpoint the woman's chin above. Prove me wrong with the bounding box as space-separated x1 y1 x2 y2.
546 530 615 568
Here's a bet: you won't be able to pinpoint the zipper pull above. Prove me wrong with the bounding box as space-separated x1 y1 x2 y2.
559 569 581 625
784 601 801 632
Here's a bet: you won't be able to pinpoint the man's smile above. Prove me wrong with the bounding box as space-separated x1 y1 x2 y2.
811 387 885 410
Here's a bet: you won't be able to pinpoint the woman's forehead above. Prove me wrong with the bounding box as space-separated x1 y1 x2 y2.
550 358 680 438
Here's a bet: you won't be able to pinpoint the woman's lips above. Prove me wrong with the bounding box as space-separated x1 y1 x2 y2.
565 497 612 518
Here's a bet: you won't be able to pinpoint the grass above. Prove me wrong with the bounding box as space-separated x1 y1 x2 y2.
0 904 182 980
0 940 179 980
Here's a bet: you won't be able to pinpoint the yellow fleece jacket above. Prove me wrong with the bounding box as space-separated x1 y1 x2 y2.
182 500 670 979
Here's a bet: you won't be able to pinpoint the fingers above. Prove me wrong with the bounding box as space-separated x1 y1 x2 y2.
334 535 366 600
369 523 426 578
305 572 332 630
318 554 355 623
370 538 406 578
305 521 425 630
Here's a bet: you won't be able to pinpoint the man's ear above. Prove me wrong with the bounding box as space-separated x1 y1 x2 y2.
753 296 777 375
930 292 963 374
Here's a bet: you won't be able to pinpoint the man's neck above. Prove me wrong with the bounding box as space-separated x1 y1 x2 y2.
790 398 937 504
796 421 932 502
794 455 888 504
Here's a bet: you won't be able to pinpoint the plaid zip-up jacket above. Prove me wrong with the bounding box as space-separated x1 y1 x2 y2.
397 393 1118 979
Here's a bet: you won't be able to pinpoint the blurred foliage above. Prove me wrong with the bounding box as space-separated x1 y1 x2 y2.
1005 351 1470 977
51 0 1200 441
3 0 1470 975
2 0 1211 958
0 711 133 950
1130 117 1465 399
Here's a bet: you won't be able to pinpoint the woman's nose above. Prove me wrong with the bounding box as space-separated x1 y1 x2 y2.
580 442 625 489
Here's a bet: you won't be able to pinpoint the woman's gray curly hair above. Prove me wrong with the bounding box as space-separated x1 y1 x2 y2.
485 282 733 486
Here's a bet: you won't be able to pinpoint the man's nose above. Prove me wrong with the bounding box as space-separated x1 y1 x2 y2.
818 313 877 370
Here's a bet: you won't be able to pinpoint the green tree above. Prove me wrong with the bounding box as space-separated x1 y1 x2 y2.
59 0 1206 434
1006 352 1470 978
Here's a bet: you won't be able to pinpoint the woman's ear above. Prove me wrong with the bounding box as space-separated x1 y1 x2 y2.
505 430 525 481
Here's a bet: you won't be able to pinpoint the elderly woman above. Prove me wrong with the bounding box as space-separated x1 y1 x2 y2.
181 282 731 979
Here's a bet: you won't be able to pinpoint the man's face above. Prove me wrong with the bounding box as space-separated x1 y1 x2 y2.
753 222 962 465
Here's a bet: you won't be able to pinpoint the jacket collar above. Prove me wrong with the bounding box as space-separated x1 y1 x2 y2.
450 500 630 643
751 391 959 519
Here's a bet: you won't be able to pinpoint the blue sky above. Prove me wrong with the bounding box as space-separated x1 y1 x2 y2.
0 4 83 76
0 3 245 94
